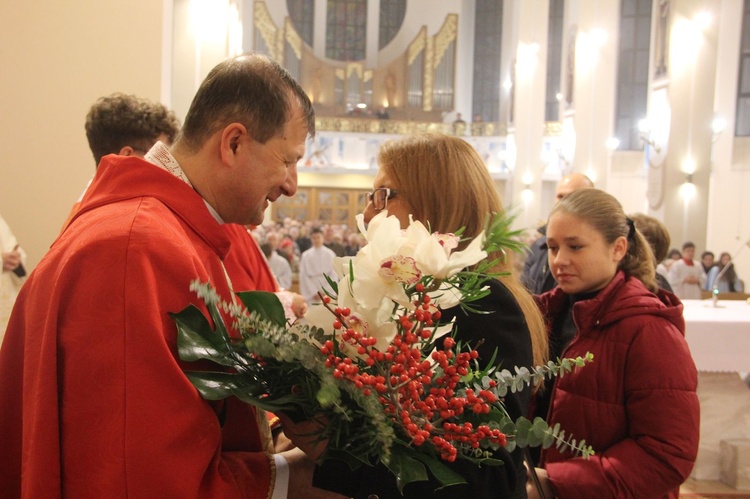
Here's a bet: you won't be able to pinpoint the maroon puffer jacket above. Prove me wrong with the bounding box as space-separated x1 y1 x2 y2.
536 271 699 499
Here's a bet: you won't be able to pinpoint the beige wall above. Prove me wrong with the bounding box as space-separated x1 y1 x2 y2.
0 0 165 270
3 0 750 278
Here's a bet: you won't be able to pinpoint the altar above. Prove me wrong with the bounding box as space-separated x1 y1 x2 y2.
681 299 750 372
681 299 750 483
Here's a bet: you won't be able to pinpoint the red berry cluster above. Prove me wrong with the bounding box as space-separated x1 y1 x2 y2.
318 285 508 462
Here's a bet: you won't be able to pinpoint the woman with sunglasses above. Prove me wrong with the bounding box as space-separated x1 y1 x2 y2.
311 132 549 498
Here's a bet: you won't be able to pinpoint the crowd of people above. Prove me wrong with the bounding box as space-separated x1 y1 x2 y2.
250 219 363 295
658 243 745 298
0 52 712 498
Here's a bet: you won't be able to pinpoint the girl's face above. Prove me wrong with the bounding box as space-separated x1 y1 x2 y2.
546 212 628 295
720 254 731 266
363 167 411 228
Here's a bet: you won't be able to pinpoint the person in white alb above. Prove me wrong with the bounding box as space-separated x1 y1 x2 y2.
261 241 293 290
0 214 26 343
299 228 337 304
668 241 706 300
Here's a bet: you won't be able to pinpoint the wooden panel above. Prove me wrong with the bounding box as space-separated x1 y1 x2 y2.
272 187 369 227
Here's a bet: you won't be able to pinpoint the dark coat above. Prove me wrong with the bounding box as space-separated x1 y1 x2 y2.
313 279 534 498
521 227 557 295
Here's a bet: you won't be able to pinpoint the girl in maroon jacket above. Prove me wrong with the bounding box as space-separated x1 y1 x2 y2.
528 189 699 499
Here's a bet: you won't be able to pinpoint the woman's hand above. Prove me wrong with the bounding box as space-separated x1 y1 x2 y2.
291 293 308 318
273 428 296 453
277 412 329 461
526 465 555 499
281 447 348 499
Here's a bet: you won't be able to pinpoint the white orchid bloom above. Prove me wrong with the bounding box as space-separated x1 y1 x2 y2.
332 256 350 278
347 211 488 309
352 267 413 309
409 228 487 280
359 212 408 259
302 302 336 333
344 212 414 309
428 283 464 310
438 231 488 278
336 276 400 328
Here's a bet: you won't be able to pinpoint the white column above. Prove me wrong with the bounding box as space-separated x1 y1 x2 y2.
365 0 380 67
508 0 549 230
660 0 719 250
570 0 619 190
453 0 475 117
313 0 327 60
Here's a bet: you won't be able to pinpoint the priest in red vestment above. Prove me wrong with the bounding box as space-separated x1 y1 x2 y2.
0 54 341 499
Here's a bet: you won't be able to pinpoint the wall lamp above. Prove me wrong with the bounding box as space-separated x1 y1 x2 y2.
680 176 696 200
712 116 727 142
520 171 534 205
638 119 661 154
680 158 697 200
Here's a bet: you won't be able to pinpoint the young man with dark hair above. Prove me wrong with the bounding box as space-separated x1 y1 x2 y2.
85 92 180 166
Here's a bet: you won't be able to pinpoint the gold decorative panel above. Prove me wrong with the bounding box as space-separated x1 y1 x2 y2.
433 14 457 69
254 1 278 60
284 17 303 60
407 27 427 65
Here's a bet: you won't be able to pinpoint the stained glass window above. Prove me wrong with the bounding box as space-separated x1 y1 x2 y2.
736 0 750 136
326 0 367 61
614 0 652 149
545 0 564 122
287 0 314 47
379 0 406 50
472 0 502 122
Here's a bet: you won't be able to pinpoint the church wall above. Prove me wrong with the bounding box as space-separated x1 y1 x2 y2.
0 0 165 269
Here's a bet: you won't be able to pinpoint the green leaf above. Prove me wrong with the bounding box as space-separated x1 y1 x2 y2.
184 370 265 404
236 291 286 327
184 371 307 415
409 448 468 491
513 417 533 448
385 445 430 493
323 272 339 296
527 418 548 447
542 422 558 448
459 454 506 467
171 305 235 367
325 449 372 469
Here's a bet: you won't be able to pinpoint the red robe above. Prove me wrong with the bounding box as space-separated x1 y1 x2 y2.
224 223 279 294
0 156 276 498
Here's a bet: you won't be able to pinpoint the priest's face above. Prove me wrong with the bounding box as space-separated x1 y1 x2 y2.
225 102 307 225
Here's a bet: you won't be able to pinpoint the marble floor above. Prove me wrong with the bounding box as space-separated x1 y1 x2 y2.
680 478 750 498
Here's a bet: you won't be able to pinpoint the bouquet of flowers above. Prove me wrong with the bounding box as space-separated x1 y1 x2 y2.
173 212 593 492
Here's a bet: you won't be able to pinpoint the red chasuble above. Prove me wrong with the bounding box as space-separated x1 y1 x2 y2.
0 156 275 498
224 223 279 294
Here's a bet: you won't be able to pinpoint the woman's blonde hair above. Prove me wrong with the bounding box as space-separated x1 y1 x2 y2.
378 132 548 367
550 189 658 293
